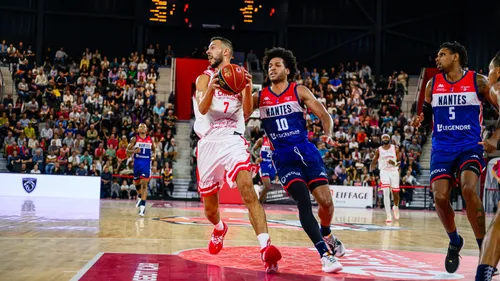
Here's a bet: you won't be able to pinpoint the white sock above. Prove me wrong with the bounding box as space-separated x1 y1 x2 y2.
257 233 270 249
140 205 145 213
215 220 224 231
383 188 391 217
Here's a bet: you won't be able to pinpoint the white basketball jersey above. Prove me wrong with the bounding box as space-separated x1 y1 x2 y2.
193 69 245 138
378 144 398 172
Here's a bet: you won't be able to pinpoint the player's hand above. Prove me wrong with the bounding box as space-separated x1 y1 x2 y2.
388 159 396 166
243 68 252 87
134 147 141 154
479 137 499 153
256 157 263 164
208 76 220 92
410 113 424 128
321 134 336 146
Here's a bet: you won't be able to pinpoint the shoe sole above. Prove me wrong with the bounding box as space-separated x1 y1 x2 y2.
323 264 343 273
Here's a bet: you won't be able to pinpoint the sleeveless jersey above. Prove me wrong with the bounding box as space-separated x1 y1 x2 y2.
258 82 307 150
193 68 245 138
260 136 272 162
134 134 152 161
431 70 482 151
378 144 398 172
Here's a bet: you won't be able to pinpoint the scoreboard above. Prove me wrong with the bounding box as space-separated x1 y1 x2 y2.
148 0 280 30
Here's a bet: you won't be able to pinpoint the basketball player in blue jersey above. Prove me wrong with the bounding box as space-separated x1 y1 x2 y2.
412 41 491 274
127 123 155 216
252 135 277 203
475 51 500 281
251 47 345 273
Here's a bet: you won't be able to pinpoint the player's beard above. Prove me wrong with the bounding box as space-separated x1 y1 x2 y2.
270 71 287 84
210 54 223 69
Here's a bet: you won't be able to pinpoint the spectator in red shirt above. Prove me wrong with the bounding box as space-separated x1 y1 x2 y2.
94 142 105 160
357 129 367 143
107 134 118 149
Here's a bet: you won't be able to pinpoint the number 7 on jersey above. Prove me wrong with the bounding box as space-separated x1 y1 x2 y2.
223 101 229 113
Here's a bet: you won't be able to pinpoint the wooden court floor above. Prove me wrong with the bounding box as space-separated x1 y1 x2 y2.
0 198 494 281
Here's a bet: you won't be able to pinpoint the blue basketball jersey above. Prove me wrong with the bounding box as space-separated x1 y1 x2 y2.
258 82 308 150
431 71 483 152
260 135 273 162
134 134 153 162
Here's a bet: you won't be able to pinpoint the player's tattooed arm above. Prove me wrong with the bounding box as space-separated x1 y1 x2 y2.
251 91 260 114
476 73 491 100
127 137 139 155
195 73 218 115
370 149 379 172
411 79 432 128
297 85 333 138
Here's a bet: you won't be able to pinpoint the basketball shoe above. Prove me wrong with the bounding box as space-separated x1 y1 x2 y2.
323 234 346 257
445 235 464 273
393 206 400 220
260 241 282 273
208 222 228 255
321 252 343 273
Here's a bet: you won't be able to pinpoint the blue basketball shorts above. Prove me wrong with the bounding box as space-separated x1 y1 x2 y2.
259 160 276 180
430 146 484 184
134 161 151 181
271 141 328 191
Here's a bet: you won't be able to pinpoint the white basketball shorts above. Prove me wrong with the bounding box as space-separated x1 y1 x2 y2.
380 170 400 191
196 135 254 197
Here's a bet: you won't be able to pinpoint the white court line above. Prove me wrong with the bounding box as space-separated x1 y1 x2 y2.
69 252 104 281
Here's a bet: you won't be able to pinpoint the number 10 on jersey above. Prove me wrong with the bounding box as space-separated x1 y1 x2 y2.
276 118 289 131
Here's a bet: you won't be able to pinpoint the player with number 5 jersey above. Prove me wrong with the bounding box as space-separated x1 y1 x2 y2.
251 47 346 274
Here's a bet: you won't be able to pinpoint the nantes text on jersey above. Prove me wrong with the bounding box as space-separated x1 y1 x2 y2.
431 70 483 152
134 134 153 160
258 82 307 150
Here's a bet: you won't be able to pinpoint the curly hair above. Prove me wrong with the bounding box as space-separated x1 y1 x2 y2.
262 47 298 81
440 41 468 68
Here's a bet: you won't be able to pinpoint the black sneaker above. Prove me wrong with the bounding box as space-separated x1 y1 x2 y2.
445 235 464 273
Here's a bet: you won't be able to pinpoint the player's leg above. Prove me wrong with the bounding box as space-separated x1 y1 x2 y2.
391 171 401 220
259 176 272 203
197 139 227 255
380 172 392 222
476 202 500 281
137 178 149 216
458 155 486 249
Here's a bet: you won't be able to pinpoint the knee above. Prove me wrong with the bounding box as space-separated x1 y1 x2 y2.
433 190 449 205
317 195 333 210
461 184 478 200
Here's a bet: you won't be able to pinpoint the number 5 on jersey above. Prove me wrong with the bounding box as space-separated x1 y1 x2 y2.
276 118 289 131
449 107 455 120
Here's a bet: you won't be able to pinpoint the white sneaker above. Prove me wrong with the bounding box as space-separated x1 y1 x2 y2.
323 234 346 257
321 253 343 273
393 206 400 220
386 215 392 222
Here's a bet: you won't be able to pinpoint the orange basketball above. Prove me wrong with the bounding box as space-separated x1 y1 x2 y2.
217 64 247 94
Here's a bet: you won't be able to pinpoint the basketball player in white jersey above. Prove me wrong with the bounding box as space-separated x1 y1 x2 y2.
371 134 401 222
193 36 281 273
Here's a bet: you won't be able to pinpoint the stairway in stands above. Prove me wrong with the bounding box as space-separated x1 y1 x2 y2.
171 121 199 200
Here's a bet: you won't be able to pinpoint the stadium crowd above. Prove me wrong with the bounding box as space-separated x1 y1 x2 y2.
189 53 427 208
0 41 177 199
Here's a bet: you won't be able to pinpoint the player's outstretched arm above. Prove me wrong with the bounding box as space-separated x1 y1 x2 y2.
370 149 380 172
250 91 260 115
297 85 333 138
195 74 218 115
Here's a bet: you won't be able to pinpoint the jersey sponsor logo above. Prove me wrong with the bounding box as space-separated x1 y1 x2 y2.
471 154 480 159
210 118 238 129
265 104 294 117
268 129 301 140
436 94 467 106
436 124 471 132
280 171 302 184
438 83 444 88
430 168 447 177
